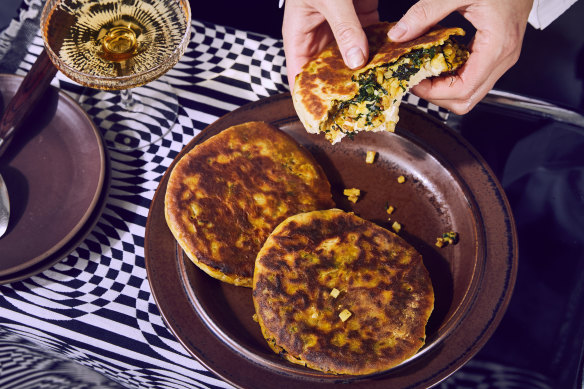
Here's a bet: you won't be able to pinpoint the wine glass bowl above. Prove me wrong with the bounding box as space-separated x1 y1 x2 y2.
40 0 191 151
41 0 191 90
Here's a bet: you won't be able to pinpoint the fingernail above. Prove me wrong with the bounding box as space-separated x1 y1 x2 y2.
389 21 407 40
346 47 365 69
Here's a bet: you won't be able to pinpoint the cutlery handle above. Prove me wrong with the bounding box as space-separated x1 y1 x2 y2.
0 49 58 157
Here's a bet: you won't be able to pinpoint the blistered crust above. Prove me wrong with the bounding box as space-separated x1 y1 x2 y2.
253 209 434 375
165 121 335 287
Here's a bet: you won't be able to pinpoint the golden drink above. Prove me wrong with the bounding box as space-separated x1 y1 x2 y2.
41 0 190 90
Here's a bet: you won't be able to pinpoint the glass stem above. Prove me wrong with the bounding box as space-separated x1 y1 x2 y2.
120 89 136 111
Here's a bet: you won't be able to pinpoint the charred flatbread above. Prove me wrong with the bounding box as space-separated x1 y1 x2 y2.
293 22 469 144
253 209 434 375
165 121 335 287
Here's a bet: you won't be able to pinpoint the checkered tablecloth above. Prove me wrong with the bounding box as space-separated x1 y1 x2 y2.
0 1 560 388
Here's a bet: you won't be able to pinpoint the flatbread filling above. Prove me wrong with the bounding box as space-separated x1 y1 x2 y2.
323 39 468 143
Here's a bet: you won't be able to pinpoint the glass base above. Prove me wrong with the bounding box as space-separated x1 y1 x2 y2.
79 79 179 151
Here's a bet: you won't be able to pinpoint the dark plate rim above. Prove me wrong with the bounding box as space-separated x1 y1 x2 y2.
0 73 107 281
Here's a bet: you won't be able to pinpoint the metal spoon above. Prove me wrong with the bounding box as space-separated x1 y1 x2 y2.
0 174 8 237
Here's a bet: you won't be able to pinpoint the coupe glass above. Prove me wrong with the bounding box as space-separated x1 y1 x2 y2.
40 0 191 151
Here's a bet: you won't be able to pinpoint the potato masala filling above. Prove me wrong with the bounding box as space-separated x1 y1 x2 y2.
322 40 468 143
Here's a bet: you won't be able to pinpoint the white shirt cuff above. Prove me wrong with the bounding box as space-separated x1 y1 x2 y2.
528 0 578 29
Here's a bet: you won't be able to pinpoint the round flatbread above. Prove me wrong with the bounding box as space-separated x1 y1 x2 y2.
165 121 335 287
253 209 434 375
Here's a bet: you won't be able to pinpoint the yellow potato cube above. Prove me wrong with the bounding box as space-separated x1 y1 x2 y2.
330 288 340 298
365 150 377 164
391 221 402 233
344 188 360 203
343 188 360 196
339 309 352 322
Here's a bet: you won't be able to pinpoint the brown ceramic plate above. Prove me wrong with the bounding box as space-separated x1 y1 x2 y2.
145 93 517 388
0 74 107 283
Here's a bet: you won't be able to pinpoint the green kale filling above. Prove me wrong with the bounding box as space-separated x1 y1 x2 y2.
327 42 452 137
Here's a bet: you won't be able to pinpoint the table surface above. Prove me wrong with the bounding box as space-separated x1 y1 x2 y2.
1 1 583 389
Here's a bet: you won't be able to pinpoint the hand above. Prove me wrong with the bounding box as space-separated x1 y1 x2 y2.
282 0 379 90
388 0 534 114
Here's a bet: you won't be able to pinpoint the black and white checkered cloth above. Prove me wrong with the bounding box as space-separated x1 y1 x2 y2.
0 1 555 388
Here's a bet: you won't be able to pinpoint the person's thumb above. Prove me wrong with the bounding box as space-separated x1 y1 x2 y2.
388 0 455 42
320 0 369 69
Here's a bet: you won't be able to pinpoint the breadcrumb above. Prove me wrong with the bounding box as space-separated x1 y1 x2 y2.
443 231 459 244
365 150 377 164
436 231 459 247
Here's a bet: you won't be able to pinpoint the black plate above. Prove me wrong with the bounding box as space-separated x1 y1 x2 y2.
0 74 107 283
